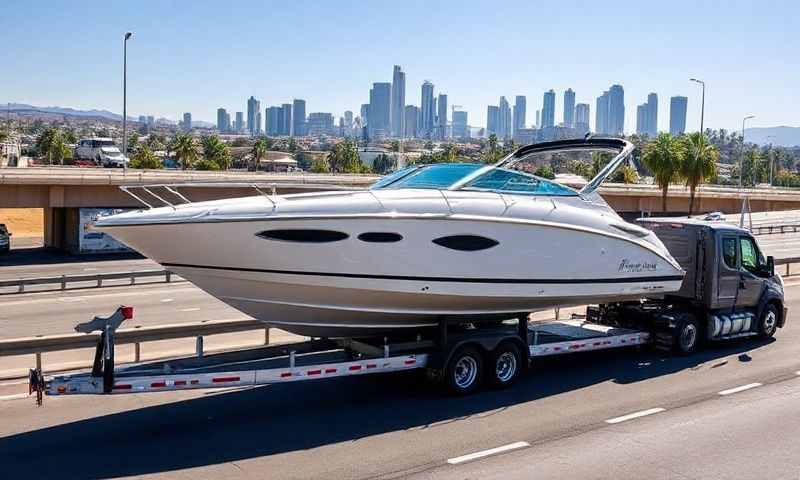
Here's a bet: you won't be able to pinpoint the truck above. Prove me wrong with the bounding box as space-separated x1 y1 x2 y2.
30 218 787 402
74 137 128 168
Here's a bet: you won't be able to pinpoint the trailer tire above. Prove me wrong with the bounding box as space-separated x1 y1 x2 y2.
674 314 700 355
757 304 779 339
487 342 523 389
445 345 484 395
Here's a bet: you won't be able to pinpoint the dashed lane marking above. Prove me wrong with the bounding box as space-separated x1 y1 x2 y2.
447 442 530 465
605 407 666 424
718 383 762 396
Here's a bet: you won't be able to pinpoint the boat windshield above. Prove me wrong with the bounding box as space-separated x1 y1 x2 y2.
457 167 578 196
371 163 484 190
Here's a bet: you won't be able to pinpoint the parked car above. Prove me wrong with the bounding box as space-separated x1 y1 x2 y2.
0 223 11 253
74 138 128 167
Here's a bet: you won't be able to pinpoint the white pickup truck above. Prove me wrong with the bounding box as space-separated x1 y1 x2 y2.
74 138 128 167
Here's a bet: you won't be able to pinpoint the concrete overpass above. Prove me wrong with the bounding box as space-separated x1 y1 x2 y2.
3 167 800 253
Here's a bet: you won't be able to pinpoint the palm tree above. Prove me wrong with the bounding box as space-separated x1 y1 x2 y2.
681 132 719 216
251 138 269 171
202 135 232 170
172 133 198 170
641 133 685 213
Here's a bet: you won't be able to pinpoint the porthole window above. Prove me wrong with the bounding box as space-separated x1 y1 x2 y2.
432 235 499 251
357 232 403 243
256 229 349 243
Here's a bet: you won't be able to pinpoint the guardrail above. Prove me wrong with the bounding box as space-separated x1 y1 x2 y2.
0 269 180 294
752 224 800 235
775 257 800 276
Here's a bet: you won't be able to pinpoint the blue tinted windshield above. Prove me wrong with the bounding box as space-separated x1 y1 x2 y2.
461 168 578 196
372 163 483 190
370 166 418 189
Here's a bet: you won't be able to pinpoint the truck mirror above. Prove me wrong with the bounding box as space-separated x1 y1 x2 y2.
767 256 775 277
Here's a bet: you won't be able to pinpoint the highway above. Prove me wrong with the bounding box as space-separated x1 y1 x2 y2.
0 279 799 478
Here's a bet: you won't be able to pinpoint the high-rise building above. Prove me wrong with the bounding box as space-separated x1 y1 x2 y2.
235 112 244 133
292 99 306 137
575 103 590 134
404 105 419 138
247 96 260 136
535 110 540 128
437 93 448 140
596 91 609 134
360 104 370 127
182 112 192 131
542 90 556 128
452 110 468 139
607 84 625 136
487 105 499 135
138 115 146 124
369 82 392 139
647 93 658 136
391 65 406 137
280 104 292 136
147 115 154 125
563 89 576 128
344 111 353 128
306 112 334 136
670 96 688 136
636 104 647 135
217 108 228 132
498 96 511 139
420 81 435 138
265 106 281 136
512 95 526 137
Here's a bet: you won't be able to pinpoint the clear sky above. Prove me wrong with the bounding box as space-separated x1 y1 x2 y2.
2 0 797 133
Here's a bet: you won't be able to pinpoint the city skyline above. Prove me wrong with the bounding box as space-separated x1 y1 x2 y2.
2 1 797 133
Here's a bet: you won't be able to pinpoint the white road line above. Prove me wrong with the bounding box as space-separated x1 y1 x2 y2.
447 442 530 465
605 407 666 424
718 383 762 396
0 393 29 402
161 298 174 303
796 371 800 376
180 307 201 312
0 286 198 306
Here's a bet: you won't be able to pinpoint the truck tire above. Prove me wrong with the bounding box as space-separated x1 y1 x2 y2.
757 304 779 339
445 345 484 395
673 314 700 355
487 341 523 389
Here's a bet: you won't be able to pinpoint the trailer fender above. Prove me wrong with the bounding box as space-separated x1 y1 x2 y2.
429 334 528 372
756 291 785 328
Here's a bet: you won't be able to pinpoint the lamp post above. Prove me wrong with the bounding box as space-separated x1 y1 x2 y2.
767 135 775 186
740 115 754 188
689 78 705 135
122 32 133 172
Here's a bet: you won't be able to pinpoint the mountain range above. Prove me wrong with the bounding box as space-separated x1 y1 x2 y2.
744 127 800 148
2 103 214 128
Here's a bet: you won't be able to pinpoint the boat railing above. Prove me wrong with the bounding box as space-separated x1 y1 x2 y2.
119 182 366 209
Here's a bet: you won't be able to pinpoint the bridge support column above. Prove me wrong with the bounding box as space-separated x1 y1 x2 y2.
43 207 81 254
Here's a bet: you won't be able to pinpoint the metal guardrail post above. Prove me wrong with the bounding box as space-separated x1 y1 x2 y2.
96 275 102 288
134 342 141 362
787 264 791 276
61 275 67 290
264 327 270 345
196 336 204 358
554 307 560 320
19 281 24 293
35 352 42 371
130 273 135 286
166 271 172 283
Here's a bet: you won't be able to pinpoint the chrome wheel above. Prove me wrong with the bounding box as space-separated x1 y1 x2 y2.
495 352 517 383
763 311 777 334
680 323 697 351
454 356 478 389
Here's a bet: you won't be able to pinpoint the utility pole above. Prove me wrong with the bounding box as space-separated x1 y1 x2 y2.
122 32 133 172
740 115 754 188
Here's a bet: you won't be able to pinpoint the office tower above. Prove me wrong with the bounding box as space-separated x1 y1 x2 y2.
636 104 647 135
437 93 448 139
513 95 526 137
487 105 499 135
596 91 609 134
420 81 435 138
265 106 280 136
452 110 468 139
575 103 590 134
369 82 391 138
360 104 370 127
292 99 306 137
147 115 154 125
217 108 228 132
307 112 334 136
391 65 406 137
404 105 419 138
607 84 625 135
536 110 540 128
647 93 658 136
182 112 192 131
498 96 511 139
542 89 555 128
670 96 688 135
280 103 292 136
256 112 262 135
138 115 146 124
563 89 576 128
224 112 231 131
235 112 244 133
247 96 260 136
344 110 353 129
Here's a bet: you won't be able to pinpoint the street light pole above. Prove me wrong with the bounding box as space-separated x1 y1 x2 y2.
740 115 755 188
690 78 705 135
767 135 775 186
122 32 133 172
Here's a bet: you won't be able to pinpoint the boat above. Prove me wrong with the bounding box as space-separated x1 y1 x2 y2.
93 137 685 338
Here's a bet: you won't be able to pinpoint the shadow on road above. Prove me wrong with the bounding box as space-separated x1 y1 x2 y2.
0 338 775 479
0 246 143 267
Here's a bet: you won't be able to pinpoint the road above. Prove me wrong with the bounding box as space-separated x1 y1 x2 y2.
0 284 798 478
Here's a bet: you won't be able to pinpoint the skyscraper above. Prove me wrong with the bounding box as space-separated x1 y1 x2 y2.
391 65 406 137
420 81 435 138
292 99 306 137
670 96 688 135
487 105 499 135
498 96 511 139
344 111 353 129
452 110 468 139
563 89 576 128
217 108 228 132
369 82 392 139
542 90 555 128
535 110 540 128
512 96 526 137
636 104 647 135
266 106 281 136
596 91 609 134
647 93 658 136
182 112 192 131
607 84 625 136
575 103 590 134
404 105 419 138
437 93 448 140
235 112 244 133
280 103 293 136
306 112 334 136
247 96 260 136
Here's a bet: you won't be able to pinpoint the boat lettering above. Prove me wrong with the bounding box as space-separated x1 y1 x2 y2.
618 259 657 273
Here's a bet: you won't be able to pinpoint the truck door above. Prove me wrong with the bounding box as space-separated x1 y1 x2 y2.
736 235 766 308
717 236 739 308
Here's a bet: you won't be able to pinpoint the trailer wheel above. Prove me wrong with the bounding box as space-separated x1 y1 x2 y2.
445 346 484 395
487 342 523 389
674 314 700 355
757 304 779 339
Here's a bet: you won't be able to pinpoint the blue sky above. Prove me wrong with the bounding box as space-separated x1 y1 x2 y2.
2 0 798 132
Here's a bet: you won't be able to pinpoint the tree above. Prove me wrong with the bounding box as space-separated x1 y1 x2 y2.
327 138 365 173
201 135 232 170
390 140 400 153
739 149 767 186
129 145 162 169
534 165 555 179
0 130 8 144
567 159 593 179
373 153 397 174
681 132 719 216
612 164 639 184
311 157 330 173
287 137 298 153
62 129 78 144
251 138 270 171
36 128 72 165
127 132 140 154
641 132 685 212
171 133 199 170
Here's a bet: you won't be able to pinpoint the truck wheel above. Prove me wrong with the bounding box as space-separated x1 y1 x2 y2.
757 304 779 339
487 342 523 389
674 315 700 355
445 346 484 395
